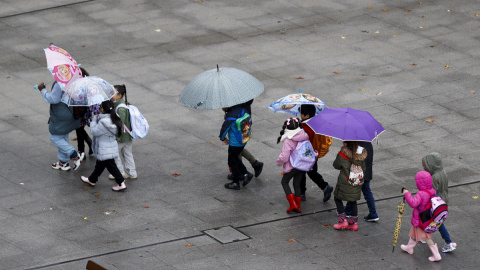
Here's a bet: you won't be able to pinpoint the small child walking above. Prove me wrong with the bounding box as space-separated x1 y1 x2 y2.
401 171 441 262
422 152 456 253
276 118 309 213
108 84 137 180
81 100 126 192
332 141 366 231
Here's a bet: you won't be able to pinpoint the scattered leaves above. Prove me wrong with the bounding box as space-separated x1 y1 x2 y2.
286 239 295 242
333 71 340 74
473 196 478 199
445 64 450 69
405 9 412 12
321 224 332 227
411 63 417 66
172 173 181 177
95 194 100 197
376 92 383 95
83 186 90 189
362 74 368 76
185 244 194 247
430 45 436 47
360 88 366 92
382 9 389 12
296 76 304 79
425 119 435 123
470 90 476 94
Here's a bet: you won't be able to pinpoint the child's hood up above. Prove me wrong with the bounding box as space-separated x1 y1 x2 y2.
415 171 433 190
423 152 443 174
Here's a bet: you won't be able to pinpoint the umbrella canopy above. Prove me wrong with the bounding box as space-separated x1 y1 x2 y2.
62 76 117 106
179 66 264 110
393 198 406 252
268 91 328 116
44 45 82 89
306 107 385 142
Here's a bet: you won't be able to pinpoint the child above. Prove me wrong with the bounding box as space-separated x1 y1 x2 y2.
276 117 309 213
108 84 137 180
298 105 333 202
422 152 456 252
401 171 441 262
75 67 93 156
332 141 366 231
81 100 126 192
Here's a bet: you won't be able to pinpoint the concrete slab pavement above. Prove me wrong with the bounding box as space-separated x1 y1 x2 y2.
0 0 479 269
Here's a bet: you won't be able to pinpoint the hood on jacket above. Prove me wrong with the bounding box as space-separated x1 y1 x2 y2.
422 152 443 174
98 114 118 136
340 146 367 161
280 127 307 142
415 170 433 190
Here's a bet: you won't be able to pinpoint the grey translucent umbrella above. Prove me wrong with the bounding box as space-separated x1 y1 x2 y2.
179 66 264 109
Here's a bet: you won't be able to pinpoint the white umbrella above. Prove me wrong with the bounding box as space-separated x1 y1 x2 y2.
179 66 264 109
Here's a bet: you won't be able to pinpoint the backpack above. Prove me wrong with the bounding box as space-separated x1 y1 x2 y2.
311 134 332 158
338 152 364 186
290 140 317 171
418 190 448 233
225 108 252 144
115 104 149 139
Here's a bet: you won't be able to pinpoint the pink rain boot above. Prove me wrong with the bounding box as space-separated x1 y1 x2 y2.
346 216 358 231
401 238 417 254
428 243 442 262
333 213 348 230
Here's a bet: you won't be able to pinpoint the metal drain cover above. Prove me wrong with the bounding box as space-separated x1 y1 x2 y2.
203 226 250 244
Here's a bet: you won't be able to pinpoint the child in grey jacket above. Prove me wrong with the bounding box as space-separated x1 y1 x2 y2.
81 100 126 191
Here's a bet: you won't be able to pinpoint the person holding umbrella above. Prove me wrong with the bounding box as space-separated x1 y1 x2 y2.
37 80 85 171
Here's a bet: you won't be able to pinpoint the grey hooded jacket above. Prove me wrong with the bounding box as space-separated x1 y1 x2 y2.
422 152 449 204
90 114 119 161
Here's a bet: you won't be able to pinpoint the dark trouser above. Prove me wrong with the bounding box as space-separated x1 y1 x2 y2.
88 159 124 185
439 224 452 244
300 159 328 194
334 197 358 216
346 180 376 215
281 168 305 197
228 145 247 184
75 126 91 153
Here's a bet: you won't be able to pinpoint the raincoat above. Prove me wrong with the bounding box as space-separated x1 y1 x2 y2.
423 152 448 204
332 146 367 201
90 114 119 161
404 171 437 227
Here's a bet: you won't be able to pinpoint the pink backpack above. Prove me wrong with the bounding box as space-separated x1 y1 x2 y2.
418 190 448 233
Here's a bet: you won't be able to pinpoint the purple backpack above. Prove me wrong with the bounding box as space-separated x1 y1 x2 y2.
289 140 316 171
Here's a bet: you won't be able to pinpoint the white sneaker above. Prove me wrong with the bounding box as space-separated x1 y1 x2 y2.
80 176 95 186
112 181 127 192
73 152 85 171
442 242 457 253
109 172 137 179
52 161 70 171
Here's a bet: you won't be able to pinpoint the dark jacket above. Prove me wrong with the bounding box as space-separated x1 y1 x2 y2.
357 141 373 181
423 152 448 204
333 146 367 202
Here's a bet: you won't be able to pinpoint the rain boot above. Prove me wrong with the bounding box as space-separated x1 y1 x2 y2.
346 216 358 231
428 243 442 262
294 196 302 213
286 194 298 213
333 213 348 230
401 238 417 254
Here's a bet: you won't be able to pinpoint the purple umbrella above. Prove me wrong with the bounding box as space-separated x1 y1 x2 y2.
306 107 385 142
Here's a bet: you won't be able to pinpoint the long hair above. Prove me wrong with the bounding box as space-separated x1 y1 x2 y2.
344 141 359 154
114 84 128 105
276 117 301 144
80 67 89 77
101 100 122 136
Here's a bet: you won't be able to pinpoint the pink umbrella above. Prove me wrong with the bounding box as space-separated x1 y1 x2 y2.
44 45 82 89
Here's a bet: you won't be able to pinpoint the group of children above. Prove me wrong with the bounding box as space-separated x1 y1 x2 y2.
38 72 137 192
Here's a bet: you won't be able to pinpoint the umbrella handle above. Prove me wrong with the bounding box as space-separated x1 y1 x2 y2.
34 78 55 89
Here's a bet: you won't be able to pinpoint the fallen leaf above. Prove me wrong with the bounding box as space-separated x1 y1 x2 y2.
341 36 346 39
382 9 389 12
392 35 398 37
141 236 147 239
72 137 78 141
473 196 478 199
95 194 100 197
105 212 111 215
143 206 150 208
376 92 383 95
154 29 162 32
445 64 450 69
210 140 214 143
470 90 476 94
374 30 381 34
172 173 181 177
418 2 423 4
446 9 451 12
84 217 88 220
321 224 332 227
425 119 435 123
360 88 366 92
411 63 417 66
279 173 284 176
333 71 340 74
269 202 275 205
419 26 423 29
296 76 304 79
476 13 479 17
81 45 86 47
251 52 258 54
362 74 368 76
430 45 436 47
422 16 426 18
405 9 411 12
83 186 90 189
286 239 295 242
185 244 193 247
367 6 373 9
361 30 369 33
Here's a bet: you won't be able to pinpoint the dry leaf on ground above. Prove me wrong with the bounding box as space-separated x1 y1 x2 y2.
286 239 295 242
360 88 366 91
333 71 340 74
172 173 181 177
425 119 435 123
185 244 193 247
470 90 476 94
296 76 304 79
445 64 450 69
321 224 332 227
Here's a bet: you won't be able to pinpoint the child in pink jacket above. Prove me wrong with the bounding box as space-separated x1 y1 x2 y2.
276 118 309 214
401 171 441 262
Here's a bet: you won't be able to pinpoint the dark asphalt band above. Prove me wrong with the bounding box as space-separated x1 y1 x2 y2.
0 0 93 19
25 180 479 269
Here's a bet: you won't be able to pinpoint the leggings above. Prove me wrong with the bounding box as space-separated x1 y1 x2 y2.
334 197 358 216
281 169 305 197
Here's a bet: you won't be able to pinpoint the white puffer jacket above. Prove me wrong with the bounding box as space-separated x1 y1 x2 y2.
90 114 119 161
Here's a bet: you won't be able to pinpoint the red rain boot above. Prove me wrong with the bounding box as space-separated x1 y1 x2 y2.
333 213 348 230
294 196 302 213
286 194 298 213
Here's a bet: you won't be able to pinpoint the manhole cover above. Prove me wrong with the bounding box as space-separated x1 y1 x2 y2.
203 226 250 244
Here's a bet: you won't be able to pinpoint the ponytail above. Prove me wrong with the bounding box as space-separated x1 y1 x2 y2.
101 100 122 136
277 117 301 144
114 84 128 105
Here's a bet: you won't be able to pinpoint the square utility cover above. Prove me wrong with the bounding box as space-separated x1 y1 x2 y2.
203 226 250 244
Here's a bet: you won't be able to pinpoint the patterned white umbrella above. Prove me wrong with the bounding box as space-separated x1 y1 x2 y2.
62 76 117 106
179 66 264 109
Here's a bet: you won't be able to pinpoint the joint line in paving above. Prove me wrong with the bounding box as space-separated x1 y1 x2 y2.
0 0 94 19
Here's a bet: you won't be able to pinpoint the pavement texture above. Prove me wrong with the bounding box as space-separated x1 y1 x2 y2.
0 0 479 269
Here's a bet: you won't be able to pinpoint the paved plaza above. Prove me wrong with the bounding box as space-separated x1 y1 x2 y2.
0 0 479 269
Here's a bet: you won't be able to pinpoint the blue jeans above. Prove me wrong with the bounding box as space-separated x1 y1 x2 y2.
438 224 451 244
50 134 76 163
346 180 376 215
